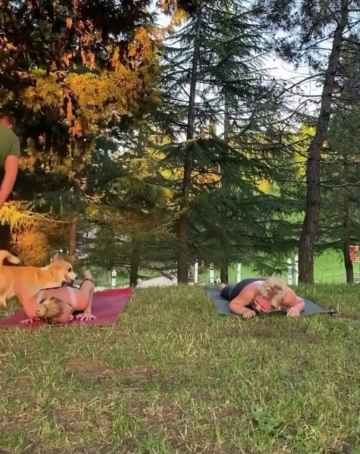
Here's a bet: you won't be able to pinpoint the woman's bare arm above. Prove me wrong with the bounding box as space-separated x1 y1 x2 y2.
14 281 39 323
281 288 305 317
76 282 96 321
229 287 257 318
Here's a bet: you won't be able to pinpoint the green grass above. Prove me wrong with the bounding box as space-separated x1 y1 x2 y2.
1 284 360 453
199 250 354 284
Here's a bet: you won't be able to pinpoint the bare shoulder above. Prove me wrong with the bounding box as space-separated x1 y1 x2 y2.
230 283 257 306
282 288 298 307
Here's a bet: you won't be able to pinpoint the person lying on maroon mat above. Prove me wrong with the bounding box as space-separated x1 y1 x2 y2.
14 271 96 324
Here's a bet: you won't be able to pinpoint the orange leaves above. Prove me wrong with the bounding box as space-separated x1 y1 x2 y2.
158 0 180 14
21 64 156 137
80 49 96 68
125 26 159 70
66 97 72 121
128 42 137 58
66 17 73 28
22 71 63 112
193 171 220 186
69 119 84 137
159 0 170 11
62 53 73 65
110 47 121 70
1 37 17 51
134 27 152 59
151 94 161 105
2 1 163 170
13 229 50 267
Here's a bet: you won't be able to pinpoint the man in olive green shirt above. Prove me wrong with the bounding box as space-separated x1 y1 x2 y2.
0 114 20 208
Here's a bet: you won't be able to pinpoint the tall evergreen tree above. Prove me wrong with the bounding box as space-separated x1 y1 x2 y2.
160 0 286 283
320 41 360 283
261 0 360 282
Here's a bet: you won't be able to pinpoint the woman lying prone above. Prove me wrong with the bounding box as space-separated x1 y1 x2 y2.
221 277 305 318
14 271 96 324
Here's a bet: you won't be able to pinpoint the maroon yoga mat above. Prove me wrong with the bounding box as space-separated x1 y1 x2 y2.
0 287 132 328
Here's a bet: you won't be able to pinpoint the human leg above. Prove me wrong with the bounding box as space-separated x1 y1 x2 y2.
220 284 235 301
76 271 96 321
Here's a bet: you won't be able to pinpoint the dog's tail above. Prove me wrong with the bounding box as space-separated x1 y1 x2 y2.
0 250 21 265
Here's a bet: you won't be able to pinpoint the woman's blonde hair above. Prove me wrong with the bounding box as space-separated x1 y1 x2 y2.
258 277 287 309
35 297 64 324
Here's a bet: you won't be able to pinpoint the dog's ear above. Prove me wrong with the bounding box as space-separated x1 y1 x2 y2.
52 253 60 262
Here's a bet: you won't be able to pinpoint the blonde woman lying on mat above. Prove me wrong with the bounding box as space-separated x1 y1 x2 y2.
14 271 96 325
220 277 305 319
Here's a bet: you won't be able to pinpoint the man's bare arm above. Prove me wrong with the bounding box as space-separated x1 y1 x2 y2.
0 155 19 207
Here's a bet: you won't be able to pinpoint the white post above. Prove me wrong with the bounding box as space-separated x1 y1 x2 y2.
209 262 215 284
111 269 117 288
287 258 292 285
294 255 299 285
236 263 241 282
194 260 198 284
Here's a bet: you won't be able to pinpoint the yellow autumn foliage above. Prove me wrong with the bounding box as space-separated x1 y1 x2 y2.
291 125 316 178
169 7 188 27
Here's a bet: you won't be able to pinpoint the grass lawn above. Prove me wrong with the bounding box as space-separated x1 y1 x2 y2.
1 284 360 453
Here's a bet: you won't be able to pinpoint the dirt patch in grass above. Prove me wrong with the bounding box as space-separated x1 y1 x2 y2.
21 443 115 454
0 377 32 400
118 365 156 379
47 407 89 434
67 359 156 382
67 358 115 382
333 314 360 324
0 412 33 435
128 393 243 453
221 323 321 344
66 358 161 394
248 325 277 337
191 391 212 400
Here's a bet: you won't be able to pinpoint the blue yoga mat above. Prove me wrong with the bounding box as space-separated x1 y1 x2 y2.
204 287 336 317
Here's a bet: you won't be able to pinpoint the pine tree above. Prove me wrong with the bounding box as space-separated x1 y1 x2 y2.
261 0 359 282
159 0 287 283
320 42 360 283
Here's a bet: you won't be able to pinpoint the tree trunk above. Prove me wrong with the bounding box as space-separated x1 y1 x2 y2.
220 263 229 284
342 157 353 283
177 13 202 284
343 233 354 284
69 217 77 257
220 94 230 285
130 240 140 287
298 0 349 283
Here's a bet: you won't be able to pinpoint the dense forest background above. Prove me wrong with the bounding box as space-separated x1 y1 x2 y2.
2 0 360 285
